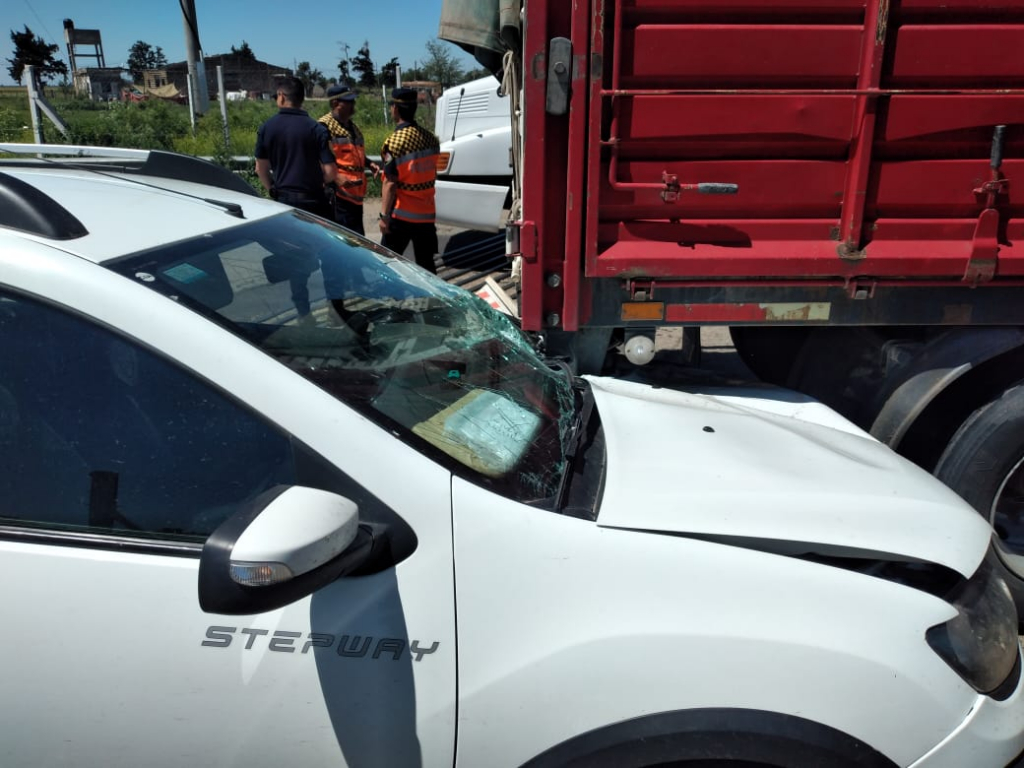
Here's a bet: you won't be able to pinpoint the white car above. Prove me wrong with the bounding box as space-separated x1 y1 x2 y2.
0 143 1022 768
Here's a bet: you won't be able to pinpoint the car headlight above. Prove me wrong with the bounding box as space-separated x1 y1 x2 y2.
926 554 1019 694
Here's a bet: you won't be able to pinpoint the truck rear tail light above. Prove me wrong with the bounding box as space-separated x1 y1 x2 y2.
436 152 451 172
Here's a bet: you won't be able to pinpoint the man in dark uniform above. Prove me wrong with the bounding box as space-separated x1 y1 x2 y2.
319 84 379 235
255 76 336 217
255 76 337 321
378 87 441 274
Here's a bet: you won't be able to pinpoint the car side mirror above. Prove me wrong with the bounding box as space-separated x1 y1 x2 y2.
198 485 372 615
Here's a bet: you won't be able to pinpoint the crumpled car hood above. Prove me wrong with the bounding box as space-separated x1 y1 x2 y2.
587 376 991 577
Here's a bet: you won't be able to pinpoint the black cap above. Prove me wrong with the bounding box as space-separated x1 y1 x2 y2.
389 87 418 105
326 84 357 101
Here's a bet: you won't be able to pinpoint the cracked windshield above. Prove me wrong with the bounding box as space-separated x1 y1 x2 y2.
112 210 574 503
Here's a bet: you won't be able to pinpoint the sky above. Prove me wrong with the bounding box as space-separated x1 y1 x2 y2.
1 0 477 85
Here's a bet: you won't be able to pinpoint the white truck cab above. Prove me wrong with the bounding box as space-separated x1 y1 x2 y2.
434 76 513 231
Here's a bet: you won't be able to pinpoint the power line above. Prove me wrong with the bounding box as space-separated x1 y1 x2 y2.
20 0 58 43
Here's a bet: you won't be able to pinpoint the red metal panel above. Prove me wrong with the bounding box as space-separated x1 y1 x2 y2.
518 0 557 331
622 96 857 142
890 26 1024 83
884 95 1024 142
871 158 1024 218
597 220 842 250
600 160 848 220
594 218 1024 277
582 0 607 327
900 0 1024 10
559 0 592 331
593 232 977 279
521 0 1024 327
629 26 863 84
626 0 868 11
836 0 887 255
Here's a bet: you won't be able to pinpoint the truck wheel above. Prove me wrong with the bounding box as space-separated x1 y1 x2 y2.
935 383 1024 601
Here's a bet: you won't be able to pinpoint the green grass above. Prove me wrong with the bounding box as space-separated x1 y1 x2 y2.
0 86 436 197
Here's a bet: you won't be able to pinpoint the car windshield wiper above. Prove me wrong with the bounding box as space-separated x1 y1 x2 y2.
554 377 595 511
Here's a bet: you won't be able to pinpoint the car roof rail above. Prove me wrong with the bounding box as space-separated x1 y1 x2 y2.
0 170 88 239
0 143 259 197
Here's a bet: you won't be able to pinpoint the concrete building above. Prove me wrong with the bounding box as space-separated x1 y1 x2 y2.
165 55 292 99
63 19 124 101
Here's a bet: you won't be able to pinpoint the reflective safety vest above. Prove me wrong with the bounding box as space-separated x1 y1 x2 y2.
318 114 368 205
381 122 440 223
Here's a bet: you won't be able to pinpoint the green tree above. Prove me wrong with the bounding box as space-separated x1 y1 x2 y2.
294 62 324 96
351 41 376 87
379 57 400 87
337 59 352 85
422 39 464 89
463 66 492 83
127 41 168 84
230 41 256 59
6 25 68 84
403 64 427 82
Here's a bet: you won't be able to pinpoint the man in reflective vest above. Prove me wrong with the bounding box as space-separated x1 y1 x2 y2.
319 84 378 235
378 87 440 274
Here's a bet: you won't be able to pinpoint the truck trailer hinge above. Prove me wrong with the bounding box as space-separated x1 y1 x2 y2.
627 278 655 301
661 173 680 203
973 178 1010 197
845 280 876 300
515 221 538 264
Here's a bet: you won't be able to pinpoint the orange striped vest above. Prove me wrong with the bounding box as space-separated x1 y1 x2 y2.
381 121 440 223
319 114 368 204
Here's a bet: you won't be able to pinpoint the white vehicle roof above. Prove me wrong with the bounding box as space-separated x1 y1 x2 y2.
0 143 281 263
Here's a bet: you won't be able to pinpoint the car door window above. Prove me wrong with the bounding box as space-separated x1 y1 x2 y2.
0 291 296 542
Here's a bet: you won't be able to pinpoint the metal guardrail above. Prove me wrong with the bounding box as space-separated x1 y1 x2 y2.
210 155 382 169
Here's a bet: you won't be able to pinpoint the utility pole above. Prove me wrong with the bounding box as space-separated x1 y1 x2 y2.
25 65 70 143
181 0 209 114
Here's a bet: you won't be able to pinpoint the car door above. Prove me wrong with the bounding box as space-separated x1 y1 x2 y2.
0 287 457 767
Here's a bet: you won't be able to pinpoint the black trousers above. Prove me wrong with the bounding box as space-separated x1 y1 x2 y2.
333 199 365 235
382 218 439 274
277 191 332 219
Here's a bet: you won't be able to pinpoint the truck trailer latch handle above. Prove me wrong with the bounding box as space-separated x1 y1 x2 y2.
546 38 572 116
965 125 1008 284
974 125 1010 200
661 172 738 203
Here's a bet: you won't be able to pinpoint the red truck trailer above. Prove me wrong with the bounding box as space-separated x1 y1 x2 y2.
440 0 1024 593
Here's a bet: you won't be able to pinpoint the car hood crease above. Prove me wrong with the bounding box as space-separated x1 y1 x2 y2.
588 376 991 577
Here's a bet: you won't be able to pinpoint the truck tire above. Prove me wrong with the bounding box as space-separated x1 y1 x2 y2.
935 383 1024 604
